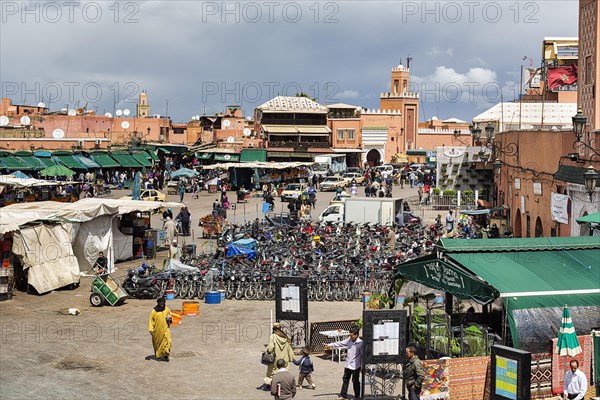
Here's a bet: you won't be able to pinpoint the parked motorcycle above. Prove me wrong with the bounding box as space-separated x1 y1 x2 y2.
121 269 162 299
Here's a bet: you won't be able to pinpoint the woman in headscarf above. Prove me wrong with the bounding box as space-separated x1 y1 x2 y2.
148 297 172 362
259 322 294 390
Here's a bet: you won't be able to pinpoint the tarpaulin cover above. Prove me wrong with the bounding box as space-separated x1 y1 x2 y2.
509 306 600 354
226 244 256 260
232 238 257 250
71 214 114 272
12 224 80 294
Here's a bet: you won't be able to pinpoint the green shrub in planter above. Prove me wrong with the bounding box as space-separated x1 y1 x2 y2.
443 189 457 196
433 188 441 195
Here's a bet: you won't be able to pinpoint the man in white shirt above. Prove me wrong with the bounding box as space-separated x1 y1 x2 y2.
326 326 363 400
564 360 587 400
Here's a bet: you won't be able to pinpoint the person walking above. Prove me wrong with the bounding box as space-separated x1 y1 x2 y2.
563 360 587 400
259 323 294 391
164 217 177 245
293 348 316 390
445 210 455 235
176 206 191 236
403 345 425 400
178 181 186 203
326 325 363 400
270 359 297 400
148 297 172 362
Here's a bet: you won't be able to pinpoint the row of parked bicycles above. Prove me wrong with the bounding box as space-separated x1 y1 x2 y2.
122 219 441 301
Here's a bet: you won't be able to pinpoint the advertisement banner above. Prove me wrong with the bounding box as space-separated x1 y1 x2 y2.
551 193 569 224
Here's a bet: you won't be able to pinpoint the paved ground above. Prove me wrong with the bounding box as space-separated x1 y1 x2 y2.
0 184 420 400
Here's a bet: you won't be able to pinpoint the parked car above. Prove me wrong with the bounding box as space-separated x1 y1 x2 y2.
341 172 365 186
319 176 347 191
280 183 307 202
346 167 363 175
119 189 166 202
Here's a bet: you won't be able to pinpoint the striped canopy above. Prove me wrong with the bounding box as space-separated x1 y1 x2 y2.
557 306 582 357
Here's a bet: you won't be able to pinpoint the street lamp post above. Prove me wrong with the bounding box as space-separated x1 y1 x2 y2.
584 165 598 200
571 109 599 159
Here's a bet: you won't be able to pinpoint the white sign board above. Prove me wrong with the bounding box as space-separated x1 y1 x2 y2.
514 178 521 190
533 182 542 195
281 285 300 313
551 192 570 224
372 320 400 356
521 196 526 214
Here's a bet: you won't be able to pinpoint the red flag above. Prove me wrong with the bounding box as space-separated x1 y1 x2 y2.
547 65 577 89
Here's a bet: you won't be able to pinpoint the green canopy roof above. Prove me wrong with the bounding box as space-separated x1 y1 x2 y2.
73 154 101 169
576 212 600 225
396 237 600 350
90 152 120 168
144 149 159 162
131 152 153 167
110 152 142 168
53 152 87 170
12 152 50 170
197 152 212 160
0 153 34 171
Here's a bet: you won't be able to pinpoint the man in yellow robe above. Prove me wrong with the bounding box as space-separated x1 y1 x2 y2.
148 297 172 362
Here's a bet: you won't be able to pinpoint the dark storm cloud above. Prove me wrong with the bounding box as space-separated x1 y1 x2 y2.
1 1 578 122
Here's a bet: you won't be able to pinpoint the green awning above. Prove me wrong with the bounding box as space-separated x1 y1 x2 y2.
73 155 101 169
577 212 600 225
0 155 34 171
53 153 87 170
240 149 267 162
34 157 55 168
11 152 48 170
110 152 142 168
90 152 120 168
142 149 159 162
131 152 153 167
214 153 240 162
197 152 212 160
393 253 499 304
397 237 600 350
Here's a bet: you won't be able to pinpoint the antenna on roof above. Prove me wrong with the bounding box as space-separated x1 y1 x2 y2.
407 56 412 69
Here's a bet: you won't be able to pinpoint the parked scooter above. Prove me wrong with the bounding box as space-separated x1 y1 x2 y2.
121 269 162 299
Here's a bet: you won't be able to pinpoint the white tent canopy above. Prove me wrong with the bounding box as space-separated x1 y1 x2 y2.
1 198 183 294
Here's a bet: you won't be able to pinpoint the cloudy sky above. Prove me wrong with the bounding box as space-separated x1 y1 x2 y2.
1 1 578 123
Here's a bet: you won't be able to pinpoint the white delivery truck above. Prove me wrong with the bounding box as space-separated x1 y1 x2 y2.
318 197 405 226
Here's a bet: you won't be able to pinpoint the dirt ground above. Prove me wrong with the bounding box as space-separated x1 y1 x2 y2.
0 269 367 400
0 185 424 400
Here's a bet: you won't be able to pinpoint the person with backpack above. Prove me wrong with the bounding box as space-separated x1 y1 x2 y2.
293 348 316 390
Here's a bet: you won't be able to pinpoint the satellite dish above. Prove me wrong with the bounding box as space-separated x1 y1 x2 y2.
52 128 65 139
68 109 76 116
105 112 112 118
116 109 123 116
226 136 234 143
20 116 31 125
0 116 9 126
123 109 131 116
243 128 251 136
37 102 46 108
246 116 252 121
195 115 200 120
121 121 130 129
223 119 231 127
